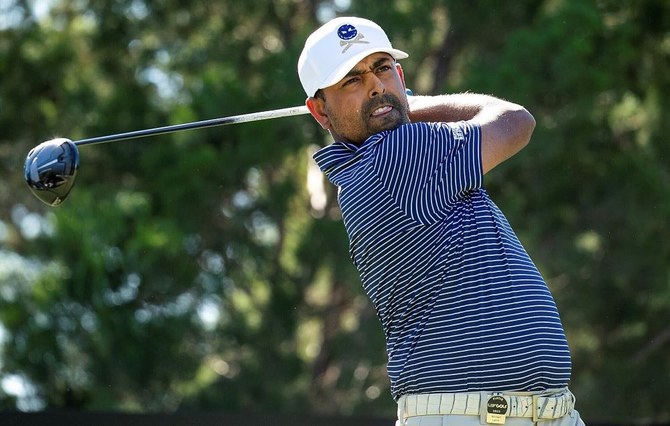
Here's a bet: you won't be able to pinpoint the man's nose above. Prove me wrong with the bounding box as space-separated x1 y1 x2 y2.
367 74 386 98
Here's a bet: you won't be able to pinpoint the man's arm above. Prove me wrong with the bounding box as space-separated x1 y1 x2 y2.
408 93 536 174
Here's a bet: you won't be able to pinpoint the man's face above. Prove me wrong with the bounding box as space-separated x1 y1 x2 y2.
308 53 410 144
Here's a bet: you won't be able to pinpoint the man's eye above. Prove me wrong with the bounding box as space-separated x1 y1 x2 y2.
343 77 360 86
377 65 392 73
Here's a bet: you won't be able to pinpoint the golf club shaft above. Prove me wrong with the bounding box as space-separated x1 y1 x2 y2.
74 105 310 146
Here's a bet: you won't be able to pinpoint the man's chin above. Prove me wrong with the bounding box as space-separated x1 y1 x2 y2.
368 112 409 134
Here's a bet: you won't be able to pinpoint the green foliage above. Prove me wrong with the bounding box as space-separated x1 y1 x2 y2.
0 0 668 423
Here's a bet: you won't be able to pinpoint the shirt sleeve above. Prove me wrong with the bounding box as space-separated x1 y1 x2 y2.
372 121 483 224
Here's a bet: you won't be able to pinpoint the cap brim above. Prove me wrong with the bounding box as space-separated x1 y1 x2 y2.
313 48 408 96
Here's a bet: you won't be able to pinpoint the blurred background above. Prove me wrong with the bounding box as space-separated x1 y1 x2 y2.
1 0 669 424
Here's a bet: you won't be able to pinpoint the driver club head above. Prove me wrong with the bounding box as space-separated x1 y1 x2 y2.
24 138 80 206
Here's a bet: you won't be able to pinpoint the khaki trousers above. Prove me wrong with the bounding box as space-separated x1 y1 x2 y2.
396 388 585 426
397 410 585 426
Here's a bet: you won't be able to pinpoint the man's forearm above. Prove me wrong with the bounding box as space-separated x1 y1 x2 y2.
408 93 503 123
407 92 536 173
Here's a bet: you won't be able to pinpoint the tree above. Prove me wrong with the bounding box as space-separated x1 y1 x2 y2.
1 0 668 423
448 1 670 421
1 0 388 415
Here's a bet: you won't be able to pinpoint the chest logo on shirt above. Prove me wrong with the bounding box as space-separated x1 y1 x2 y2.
336 24 369 53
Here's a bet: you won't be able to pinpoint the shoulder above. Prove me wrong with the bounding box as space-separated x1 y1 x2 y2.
313 141 358 170
376 121 481 150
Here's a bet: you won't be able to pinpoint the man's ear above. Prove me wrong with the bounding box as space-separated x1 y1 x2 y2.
306 97 331 130
396 63 406 90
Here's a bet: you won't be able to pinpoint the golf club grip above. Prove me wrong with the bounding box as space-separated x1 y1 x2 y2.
74 105 310 146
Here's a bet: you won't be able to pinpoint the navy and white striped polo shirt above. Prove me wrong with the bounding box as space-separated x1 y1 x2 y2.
313 121 572 400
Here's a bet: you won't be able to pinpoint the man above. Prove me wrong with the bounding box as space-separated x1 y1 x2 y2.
298 17 585 426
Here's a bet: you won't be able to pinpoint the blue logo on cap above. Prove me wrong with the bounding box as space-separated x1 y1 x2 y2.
337 24 357 41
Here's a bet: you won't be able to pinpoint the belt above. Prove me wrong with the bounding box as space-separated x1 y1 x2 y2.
397 388 575 423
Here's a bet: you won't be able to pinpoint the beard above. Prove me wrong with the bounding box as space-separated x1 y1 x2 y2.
360 93 410 136
325 92 411 145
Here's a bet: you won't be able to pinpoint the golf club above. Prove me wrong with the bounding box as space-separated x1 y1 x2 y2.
24 105 310 206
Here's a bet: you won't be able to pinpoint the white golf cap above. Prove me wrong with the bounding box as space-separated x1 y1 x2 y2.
298 17 408 97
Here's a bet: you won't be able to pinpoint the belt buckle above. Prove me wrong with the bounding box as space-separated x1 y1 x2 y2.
485 393 508 425
531 394 539 423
